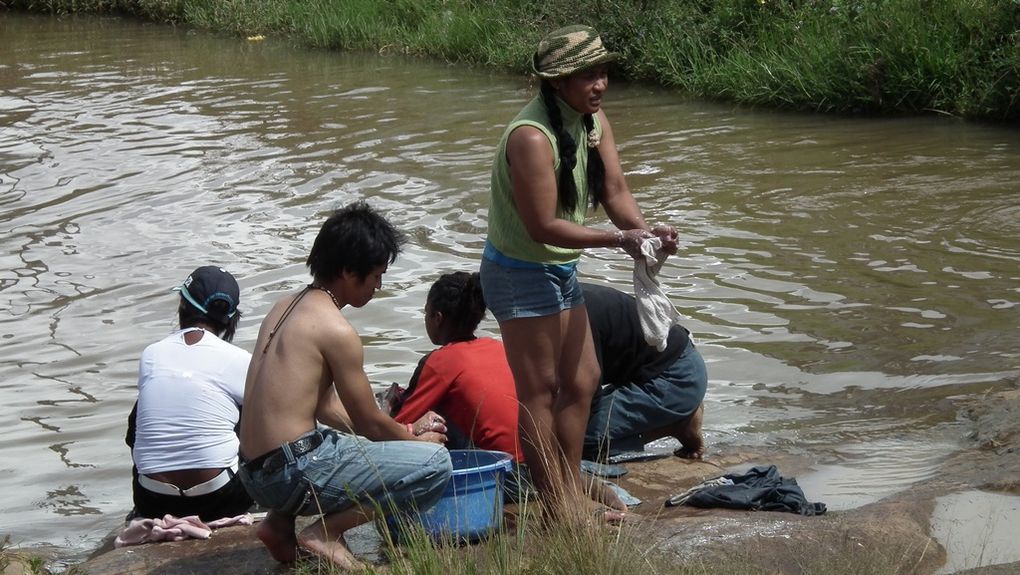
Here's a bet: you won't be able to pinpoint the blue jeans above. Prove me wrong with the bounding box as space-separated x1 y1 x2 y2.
238 429 452 517
584 343 708 457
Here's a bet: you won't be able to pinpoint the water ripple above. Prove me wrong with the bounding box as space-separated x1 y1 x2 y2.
2 12 1019 559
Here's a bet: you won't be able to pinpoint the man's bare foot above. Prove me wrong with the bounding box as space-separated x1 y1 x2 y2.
297 526 365 571
674 403 705 460
256 511 298 562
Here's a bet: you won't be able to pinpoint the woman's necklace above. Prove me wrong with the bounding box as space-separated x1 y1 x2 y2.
310 283 342 311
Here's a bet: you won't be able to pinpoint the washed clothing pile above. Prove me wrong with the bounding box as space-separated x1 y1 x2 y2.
666 465 826 516
115 513 253 547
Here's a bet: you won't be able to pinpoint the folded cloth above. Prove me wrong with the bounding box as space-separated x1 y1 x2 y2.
634 237 683 352
665 465 826 516
114 513 253 548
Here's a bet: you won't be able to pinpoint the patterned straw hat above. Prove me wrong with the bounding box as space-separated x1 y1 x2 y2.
531 25 620 79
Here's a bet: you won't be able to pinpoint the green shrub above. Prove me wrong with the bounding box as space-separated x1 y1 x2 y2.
6 0 1016 121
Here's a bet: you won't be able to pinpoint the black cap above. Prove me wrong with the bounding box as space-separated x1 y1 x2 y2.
172 266 240 323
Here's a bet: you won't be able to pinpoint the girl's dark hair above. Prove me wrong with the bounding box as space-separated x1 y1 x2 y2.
427 272 486 339
539 80 606 213
307 201 406 281
179 299 241 342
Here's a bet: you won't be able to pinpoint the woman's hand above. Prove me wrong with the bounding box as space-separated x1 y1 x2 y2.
618 228 654 259
652 224 679 255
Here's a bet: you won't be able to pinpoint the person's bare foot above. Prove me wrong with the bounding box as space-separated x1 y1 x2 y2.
674 403 705 460
592 506 630 525
256 511 298 562
297 526 365 571
584 477 627 511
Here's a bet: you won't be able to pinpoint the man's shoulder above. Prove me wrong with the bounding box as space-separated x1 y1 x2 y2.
268 291 357 337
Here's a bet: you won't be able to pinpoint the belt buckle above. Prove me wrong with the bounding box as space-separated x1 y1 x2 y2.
292 431 322 458
293 435 313 456
261 432 322 475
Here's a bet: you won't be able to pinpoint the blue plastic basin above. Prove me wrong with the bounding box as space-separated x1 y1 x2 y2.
387 449 512 543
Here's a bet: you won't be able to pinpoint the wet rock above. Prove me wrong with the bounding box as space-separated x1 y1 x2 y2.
78 524 285 575
615 456 944 574
76 386 1020 575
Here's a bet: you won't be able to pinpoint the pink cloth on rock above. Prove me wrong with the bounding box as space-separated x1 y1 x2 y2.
114 513 252 548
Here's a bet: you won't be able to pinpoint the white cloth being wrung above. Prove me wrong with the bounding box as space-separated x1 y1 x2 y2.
633 237 682 352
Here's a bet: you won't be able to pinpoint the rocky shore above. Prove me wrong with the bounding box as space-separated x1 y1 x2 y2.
13 385 1018 575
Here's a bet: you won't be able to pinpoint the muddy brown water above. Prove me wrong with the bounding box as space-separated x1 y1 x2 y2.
1 11 1018 567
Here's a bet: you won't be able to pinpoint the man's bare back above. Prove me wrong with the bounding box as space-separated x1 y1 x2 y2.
241 286 361 460
235 202 452 570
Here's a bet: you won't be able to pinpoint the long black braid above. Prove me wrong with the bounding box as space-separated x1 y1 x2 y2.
584 113 606 209
539 80 606 212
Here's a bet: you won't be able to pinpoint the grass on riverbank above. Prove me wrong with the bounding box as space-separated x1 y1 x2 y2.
0 536 46 575
1 534 88 575
6 0 1018 120
282 504 932 575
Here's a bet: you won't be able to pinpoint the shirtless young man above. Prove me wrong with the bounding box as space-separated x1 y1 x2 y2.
238 202 453 569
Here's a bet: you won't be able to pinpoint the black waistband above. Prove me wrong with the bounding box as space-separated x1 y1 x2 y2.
245 431 324 475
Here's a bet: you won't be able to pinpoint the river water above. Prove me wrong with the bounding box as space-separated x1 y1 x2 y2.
1 12 1018 565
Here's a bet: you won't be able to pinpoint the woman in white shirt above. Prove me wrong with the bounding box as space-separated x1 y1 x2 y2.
126 265 253 520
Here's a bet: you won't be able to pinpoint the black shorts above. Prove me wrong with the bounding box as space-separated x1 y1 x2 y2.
130 469 253 522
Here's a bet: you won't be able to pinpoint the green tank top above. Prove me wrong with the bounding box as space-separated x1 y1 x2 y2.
486 96 601 264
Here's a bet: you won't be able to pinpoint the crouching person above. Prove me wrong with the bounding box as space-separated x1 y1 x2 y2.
581 282 708 462
238 202 452 569
127 265 253 522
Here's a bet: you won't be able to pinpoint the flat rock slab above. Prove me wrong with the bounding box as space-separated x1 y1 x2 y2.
80 457 941 575
77 385 1020 575
80 525 286 575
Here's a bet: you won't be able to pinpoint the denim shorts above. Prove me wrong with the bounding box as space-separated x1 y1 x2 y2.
479 255 583 322
238 429 452 517
583 343 708 457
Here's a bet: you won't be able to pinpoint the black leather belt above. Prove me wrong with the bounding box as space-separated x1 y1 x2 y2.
245 431 324 476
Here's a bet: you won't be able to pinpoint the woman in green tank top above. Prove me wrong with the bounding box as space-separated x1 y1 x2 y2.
479 25 679 521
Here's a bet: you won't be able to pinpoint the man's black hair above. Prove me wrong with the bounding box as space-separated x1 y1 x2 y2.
306 201 406 281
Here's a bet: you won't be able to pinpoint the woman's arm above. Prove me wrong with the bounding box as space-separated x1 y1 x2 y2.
507 126 623 250
597 110 679 254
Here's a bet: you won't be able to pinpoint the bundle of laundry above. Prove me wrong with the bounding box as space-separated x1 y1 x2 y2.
633 237 684 352
115 513 253 547
665 465 826 516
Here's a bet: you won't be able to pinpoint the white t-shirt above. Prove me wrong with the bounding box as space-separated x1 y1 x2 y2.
132 328 251 474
